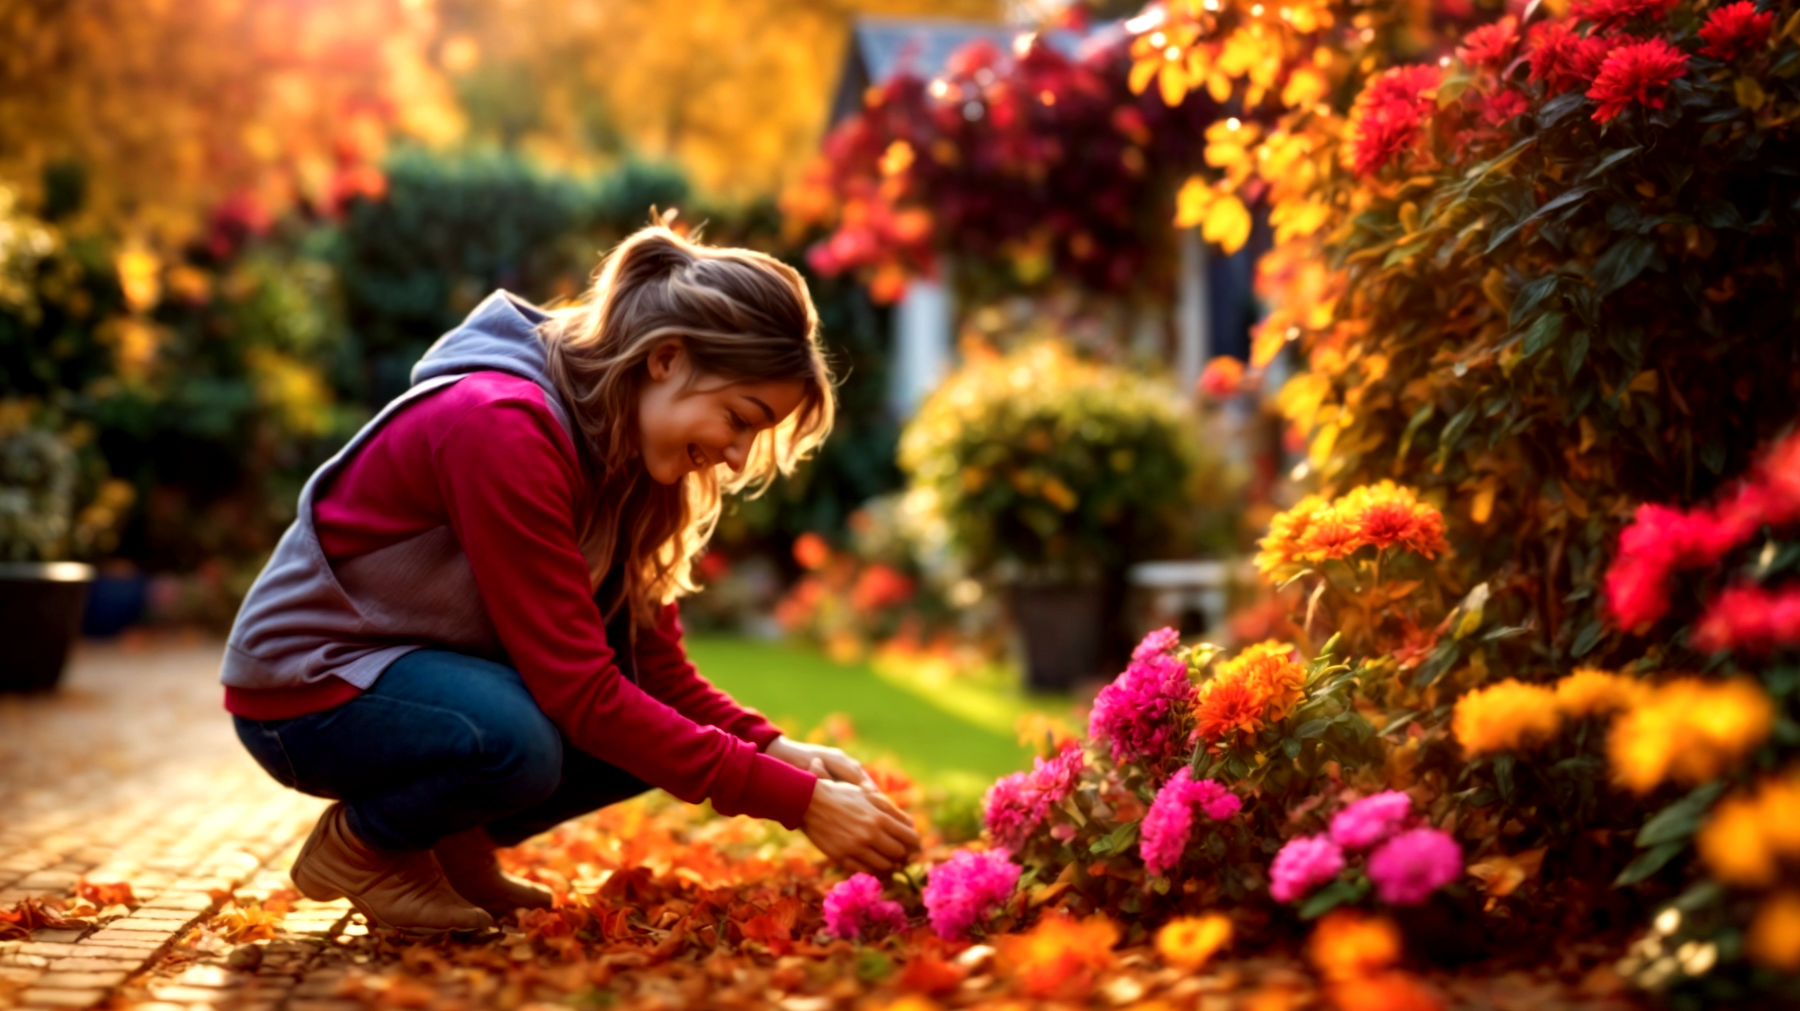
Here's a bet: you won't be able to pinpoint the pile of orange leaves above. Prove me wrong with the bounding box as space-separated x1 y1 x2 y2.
0 879 135 940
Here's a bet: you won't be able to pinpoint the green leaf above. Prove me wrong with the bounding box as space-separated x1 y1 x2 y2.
1510 275 1559 327
1615 841 1686 887
1637 782 1728 847
1382 240 1429 268
1520 310 1566 357
1581 145 1642 181
1591 234 1657 295
1570 618 1605 658
1281 737 1302 760
1297 877 1371 920
1414 642 1461 687
1379 710 1421 738
1295 719 1333 740
1564 328 1590 381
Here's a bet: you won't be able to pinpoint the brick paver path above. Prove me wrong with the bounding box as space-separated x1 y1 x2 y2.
0 635 351 1011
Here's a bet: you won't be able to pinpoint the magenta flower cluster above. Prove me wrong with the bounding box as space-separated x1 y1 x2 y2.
922 848 1020 940
1269 834 1346 902
1329 790 1412 849
1139 767 1242 878
1268 791 1463 907
821 873 907 941
1088 639 1196 768
983 744 1085 851
1133 626 1182 661
1367 828 1463 906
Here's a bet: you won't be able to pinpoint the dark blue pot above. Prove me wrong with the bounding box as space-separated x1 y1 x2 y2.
82 571 148 637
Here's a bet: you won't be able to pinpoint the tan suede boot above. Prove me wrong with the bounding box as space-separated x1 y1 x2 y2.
291 803 493 934
433 826 554 918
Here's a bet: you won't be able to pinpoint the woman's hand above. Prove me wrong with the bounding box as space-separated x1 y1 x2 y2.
801 773 921 874
766 736 872 788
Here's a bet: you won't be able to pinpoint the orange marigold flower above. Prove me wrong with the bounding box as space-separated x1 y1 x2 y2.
1607 678 1773 793
1587 38 1689 124
1452 680 1563 756
997 912 1119 999
1700 0 1775 61
1307 909 1402 981
1155 913 1233 969
1552 667 1645 718
1243 655 1308 722
1256 495 1330 574
1748 891 1800 973
1329 970 1445 1011
1697 789 1778 887
1194 677 1268 742
1198 356 1247 398
1298 510 1362 560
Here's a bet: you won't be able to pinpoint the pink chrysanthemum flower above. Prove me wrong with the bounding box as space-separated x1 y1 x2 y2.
1269 834 1346 903
1089 653 1196 768
1133 626 1182 662
922 848 1020 940
822 873 908 941
983 744 1085 851
1587 38 1690 124
1367 828 1463 906
1329 791 1414 851
1139 768 1242 878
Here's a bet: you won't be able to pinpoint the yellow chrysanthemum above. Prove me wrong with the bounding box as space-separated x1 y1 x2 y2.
1156 914 1233 969
1452 680 1563 757
1296 508 1361 560
1748 891 1800 974
1697 792 1778 887
1553 667 1646 719
1608 679 1774 794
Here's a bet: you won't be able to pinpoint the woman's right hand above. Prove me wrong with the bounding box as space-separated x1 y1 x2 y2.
801 767 921 874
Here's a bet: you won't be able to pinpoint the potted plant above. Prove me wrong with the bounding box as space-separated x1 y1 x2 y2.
0 411 134 692
899 340 1213 690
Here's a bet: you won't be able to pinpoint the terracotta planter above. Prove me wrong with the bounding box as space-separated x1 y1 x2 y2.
1010 584 1104 693
0 562 94 693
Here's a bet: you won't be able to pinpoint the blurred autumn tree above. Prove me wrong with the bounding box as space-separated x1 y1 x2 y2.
430 0 1004 199
0 0 461 248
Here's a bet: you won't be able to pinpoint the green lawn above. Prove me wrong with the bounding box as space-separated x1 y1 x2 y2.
686 636 1074 801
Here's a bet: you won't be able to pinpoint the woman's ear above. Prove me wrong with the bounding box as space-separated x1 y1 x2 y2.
645 339 685 382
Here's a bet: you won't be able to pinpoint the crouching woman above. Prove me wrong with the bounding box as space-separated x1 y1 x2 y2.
219 224 919 933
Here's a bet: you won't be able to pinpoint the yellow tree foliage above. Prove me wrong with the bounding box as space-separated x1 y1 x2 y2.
431 0 1002 199
0 0 461 248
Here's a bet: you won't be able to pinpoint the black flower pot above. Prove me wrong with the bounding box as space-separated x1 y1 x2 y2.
0 562 94 693
1010 584 1104 693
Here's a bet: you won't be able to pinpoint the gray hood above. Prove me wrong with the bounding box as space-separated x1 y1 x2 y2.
409 290 572 438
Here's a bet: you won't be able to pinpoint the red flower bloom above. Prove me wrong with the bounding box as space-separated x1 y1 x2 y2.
1571 0 1680 32
1480 89 1530 125
1587 38 1689 123
1350 64 1441 177
1699 1 1776 60
1459 17 1520 72
1692 583 1800 654
1529 22 1619 96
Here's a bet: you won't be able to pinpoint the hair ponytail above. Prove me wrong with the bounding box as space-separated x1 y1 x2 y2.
540 222 835 627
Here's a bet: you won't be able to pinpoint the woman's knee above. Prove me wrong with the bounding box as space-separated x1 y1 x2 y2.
470 700 564 804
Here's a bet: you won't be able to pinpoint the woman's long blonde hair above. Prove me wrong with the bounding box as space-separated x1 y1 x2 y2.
540 222 835 627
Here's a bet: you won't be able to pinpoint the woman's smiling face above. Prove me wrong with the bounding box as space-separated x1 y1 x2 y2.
636 339 806 485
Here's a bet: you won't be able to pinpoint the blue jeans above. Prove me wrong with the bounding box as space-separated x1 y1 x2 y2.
234 648 650 851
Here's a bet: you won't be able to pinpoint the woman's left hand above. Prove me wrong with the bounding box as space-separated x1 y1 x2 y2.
766 737 873 788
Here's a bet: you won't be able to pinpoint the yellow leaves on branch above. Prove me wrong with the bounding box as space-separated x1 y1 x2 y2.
1175 176 1252 254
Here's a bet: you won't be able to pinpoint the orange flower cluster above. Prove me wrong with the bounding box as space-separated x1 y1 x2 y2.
1193 641 1307 743
1256 482 1449 575
1697 773 1800 888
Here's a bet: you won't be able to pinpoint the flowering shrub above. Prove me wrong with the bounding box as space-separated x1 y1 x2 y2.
898 340 1209 584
